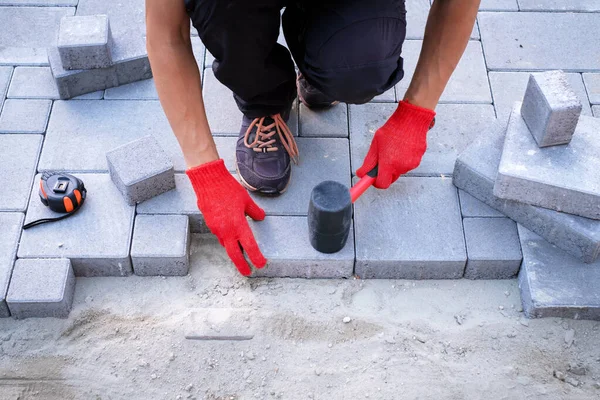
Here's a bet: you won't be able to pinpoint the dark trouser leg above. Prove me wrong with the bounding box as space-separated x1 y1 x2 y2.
283 0 407 104
186 0 297 118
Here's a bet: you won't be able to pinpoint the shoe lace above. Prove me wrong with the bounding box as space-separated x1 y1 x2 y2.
243 114 299 164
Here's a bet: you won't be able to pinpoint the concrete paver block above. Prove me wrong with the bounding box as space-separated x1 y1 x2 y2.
350 103 495 176
479 12 600 71
593 106 599 118
249 216 354 278
0 135 43 212
518 225 600 321
0 0 77 5
106 136 175 205
6 67 104 100
494 103 600 220
185 309 255 340
520 71 582 147
6 258 75 319
371 87 396 103
299 103 348 138
131 215 190 276
517 0 600 11
463 217 522 279
104 79 158 100
58 15 113 70
489 71 592 121
0 66 11 112
0 99 51 134
355 177 466 279
453 119 600 263
214 137 238 173
18 174 135 276
583 73 600 105
0 213 24 318
0 6 75 66
458 190 504 218
479 0 518 10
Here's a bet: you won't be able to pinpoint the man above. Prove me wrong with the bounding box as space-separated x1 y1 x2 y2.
146 0 480 276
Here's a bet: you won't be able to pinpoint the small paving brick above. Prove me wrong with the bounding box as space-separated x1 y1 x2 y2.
213 136 238 173
520 71 582 147
370 87 396 103
489 71 592 121
479 12 600 71
18 174 135 277
185 309 255 340
58 15 113 70
517 0 600 11
249 138 351 216
6 258 75 319
479 0 519 10
355 177 466 279
131 215 190 276
458 190 504 218
518 225 600 321
495 103 600 220
593 105 599 118
249 216 354 278
0 66 11 111
583 73 600 104
39 100 185 172
0 99 51 134
406 0 430 40
463 217 522 279
0 6 75 66
0 0 77 4
8 67 60 99
0 213 24 318
453 119 600 263
349 103 495 176
0 135 43 212
395 40 491 103
299 103 348 138
106 136 175 205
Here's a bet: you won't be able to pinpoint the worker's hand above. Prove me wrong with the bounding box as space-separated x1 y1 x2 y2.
186 159 266 276
356 100 436 189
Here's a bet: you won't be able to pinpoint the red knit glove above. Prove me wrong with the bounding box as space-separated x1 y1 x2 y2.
356 100 436 189
186 159 266 276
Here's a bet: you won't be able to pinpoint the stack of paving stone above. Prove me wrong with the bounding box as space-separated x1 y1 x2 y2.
48 14 152 99
453 70 600 320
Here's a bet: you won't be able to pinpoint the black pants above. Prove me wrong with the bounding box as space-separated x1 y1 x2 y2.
186 0 407 118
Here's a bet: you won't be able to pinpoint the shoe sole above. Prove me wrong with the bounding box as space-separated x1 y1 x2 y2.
296 74 339 109
236 163 292 196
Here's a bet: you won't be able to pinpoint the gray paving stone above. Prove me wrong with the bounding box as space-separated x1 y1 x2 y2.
299 103 348 138
453 119 600 263
58 15 113 70
104 78 158 100
0 213 24 318
6 258 75 319
7 66 104 100
39 100 186 172
479 12 600 71
0 67 11 113
518 225 600 321
406 0 430 40
18 174 135 277
395 40 491 103
495 104 600 220
517 0 600 11
0 99 51 134
0 135 43 212
370 87 396 103
355 177 466 279
458 190 504 218
489 72 592 121
593 105 600 118
131 215 190 276
249 138 351 216
249 216 354 278
479 0 519 10
214 136 237 173
463 217 522 280
0 6 75 66
0 0 76 4
185 309 255 341
583 73 600 104
520 71 582 147
106 136 176 205
349 103 495 176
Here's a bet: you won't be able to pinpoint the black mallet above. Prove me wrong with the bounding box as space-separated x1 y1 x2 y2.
308 166 378 253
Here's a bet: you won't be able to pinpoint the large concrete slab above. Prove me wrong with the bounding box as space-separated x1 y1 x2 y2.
495 104 600 220
349 103 495 176
518 225 600 321
0 213 24 318
0 99 52 134
0 6 75 66
0 67 11 112
395 40 491 103
489 72 592 121
18 174 135 277
583 73 600 105
517 0 600 11
38 100 186 172
355 177 466 279
0 135 43 212
479 12 600 71
249 216 355 278
453 119 600 263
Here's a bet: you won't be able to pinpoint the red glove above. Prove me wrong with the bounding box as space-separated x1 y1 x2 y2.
356 100 436 189
186 159 266 276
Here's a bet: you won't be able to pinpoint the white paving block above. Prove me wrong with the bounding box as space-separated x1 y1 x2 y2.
0 66 11 112
0 213 24 317
299 103 348 138
517 0 600 11
0 99 51 134
0 135 43 212
583 73 600 105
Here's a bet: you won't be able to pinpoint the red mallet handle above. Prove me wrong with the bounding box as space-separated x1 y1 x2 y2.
350 166 378 203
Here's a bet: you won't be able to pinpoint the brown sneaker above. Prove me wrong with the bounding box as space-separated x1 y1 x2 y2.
297 73 339 109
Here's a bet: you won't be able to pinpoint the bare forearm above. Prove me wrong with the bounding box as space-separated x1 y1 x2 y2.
404 0 480 109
